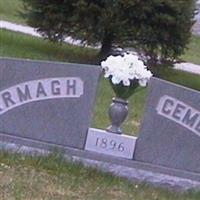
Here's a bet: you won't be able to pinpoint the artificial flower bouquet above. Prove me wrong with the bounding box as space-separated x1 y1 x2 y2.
101 53 153 100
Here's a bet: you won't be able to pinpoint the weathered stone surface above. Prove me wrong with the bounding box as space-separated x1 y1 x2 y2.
1 59 200 190
135 78 200 174
85 128 137 159
1 140 200 191
0 57 101 149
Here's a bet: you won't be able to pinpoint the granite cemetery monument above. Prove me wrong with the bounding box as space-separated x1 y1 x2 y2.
0 57 101 150
0 57 200 190
135 78 200 174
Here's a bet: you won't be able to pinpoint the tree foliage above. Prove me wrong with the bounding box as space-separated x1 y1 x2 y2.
22 0 196 61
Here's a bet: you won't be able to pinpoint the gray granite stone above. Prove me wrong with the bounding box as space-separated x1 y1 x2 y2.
85 128 137 159
1 140 200 191
135 77 200 174
0 57 101 149
1 130 200 183
1 59 200 191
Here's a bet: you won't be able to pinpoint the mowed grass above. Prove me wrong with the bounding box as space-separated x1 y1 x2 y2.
181 36 200 65
0 29 97 64
0 0 25 24
1 151 200 200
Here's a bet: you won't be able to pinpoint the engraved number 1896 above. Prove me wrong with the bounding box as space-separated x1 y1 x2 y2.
95 137 125 152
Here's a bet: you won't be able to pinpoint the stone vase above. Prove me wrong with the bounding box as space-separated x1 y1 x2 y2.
107 97 128 134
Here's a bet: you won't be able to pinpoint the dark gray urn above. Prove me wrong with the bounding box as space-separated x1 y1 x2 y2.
107 97 128 134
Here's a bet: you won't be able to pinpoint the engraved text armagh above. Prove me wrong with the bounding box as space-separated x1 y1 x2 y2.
0 77 83 115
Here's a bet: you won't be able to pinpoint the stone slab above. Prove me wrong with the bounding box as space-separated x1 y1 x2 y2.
0 57 101 149
1 138 200 191
135 77 200 174
1 128 199 182
85 128 136 159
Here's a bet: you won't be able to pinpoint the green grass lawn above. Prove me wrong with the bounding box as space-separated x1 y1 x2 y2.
181 36 200 65
0 0 25 24
0 29 97 64
0 151 200 200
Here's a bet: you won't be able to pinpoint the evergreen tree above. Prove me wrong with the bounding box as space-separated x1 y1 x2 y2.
22 0 196 61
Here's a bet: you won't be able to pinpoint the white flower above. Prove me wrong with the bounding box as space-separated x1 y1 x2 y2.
101 53 152 87
139 79 148 87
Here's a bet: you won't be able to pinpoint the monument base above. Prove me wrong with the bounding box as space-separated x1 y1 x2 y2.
0 129 200 191
85 128 137 159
